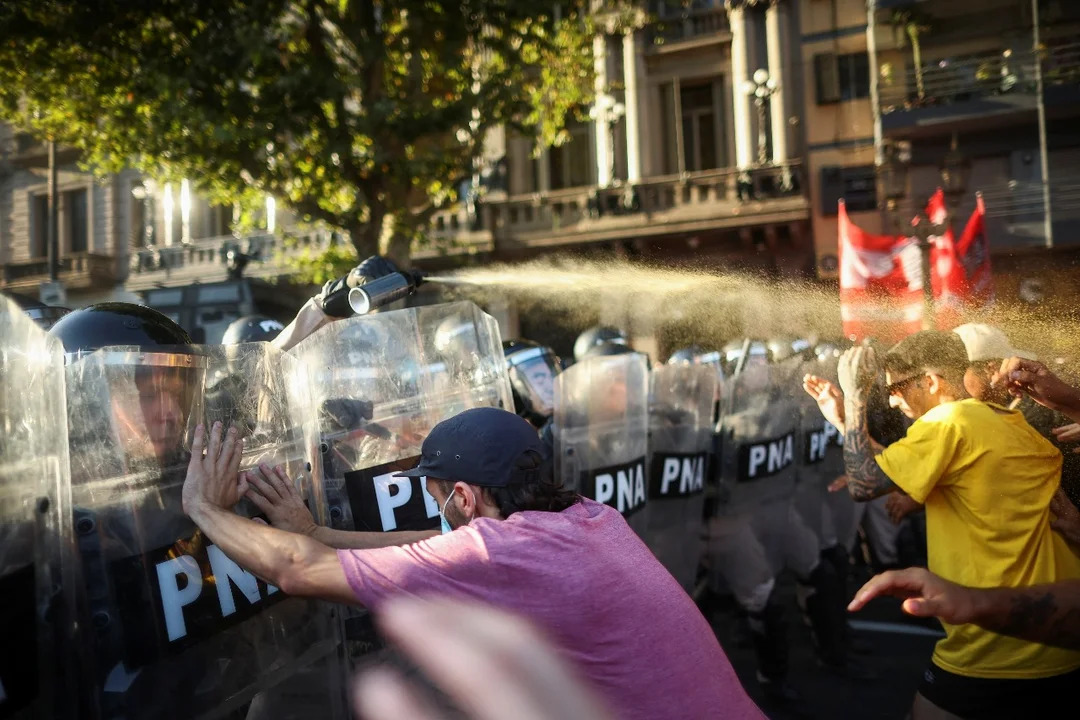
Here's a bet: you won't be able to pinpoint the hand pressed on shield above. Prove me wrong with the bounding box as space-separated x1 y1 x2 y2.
992 357 1080 420
848 567 976 626
803 373 846 434
837 346 879 399
182 422 247 516
244 463 319 538
354 596 615 720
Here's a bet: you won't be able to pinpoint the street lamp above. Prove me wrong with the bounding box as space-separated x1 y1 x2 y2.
130 180 156 248
588 91 626 188
875 135 971 329
742 68 778 167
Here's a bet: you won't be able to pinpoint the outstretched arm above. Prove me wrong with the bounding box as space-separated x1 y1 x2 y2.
850 568 1080 651
838 347 897 501
244 463 438 550
182 422 357 605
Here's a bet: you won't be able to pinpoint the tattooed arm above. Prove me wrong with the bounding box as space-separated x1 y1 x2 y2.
850 568 1080 651
843 391 898 501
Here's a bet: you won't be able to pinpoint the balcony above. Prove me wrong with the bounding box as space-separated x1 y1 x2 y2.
427 162 807 252
879 41 1080 135
123 232 332 291
646 7 731 53
0 252 118 292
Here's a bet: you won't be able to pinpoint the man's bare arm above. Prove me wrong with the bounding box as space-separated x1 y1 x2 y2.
182 423 357 605
851 568 1080 651
244 463 437 550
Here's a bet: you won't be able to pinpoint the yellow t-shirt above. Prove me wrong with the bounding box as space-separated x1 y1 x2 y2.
875 398 1080 679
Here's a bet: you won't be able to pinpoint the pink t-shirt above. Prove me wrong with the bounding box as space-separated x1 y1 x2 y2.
337 499 764 720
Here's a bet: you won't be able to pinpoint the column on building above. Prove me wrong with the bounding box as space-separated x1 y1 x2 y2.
622 30 645 184
765 0 789 168
728 1 754 171
592 34 612 187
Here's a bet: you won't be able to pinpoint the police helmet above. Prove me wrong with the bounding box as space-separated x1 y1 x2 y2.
581 340 651 370
49 302 192 359
503 339 561 427
221 315 285 344
766 337 813 364
2 290 71 330
573 325 627 363
667 346 724 367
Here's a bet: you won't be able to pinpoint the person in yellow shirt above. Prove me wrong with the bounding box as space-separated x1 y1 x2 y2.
837 331 1080 719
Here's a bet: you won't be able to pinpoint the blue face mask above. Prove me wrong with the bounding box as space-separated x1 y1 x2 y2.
439 492 455 535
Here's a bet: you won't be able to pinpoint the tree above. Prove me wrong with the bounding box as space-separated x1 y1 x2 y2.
890 7 932 104
0 0 620 265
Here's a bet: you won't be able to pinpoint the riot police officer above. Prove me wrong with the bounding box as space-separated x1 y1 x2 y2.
572 325 627 364
222 315 286 344
503 339 562 453
51 303 347 720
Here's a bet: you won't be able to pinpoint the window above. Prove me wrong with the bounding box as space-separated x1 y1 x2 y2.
819 165 877 216
815 52 870 104
661 78 724 174
30 194 49 258
549 119 593 189
65 188 88 253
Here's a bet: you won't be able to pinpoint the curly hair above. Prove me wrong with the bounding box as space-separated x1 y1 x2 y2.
431 449 580 518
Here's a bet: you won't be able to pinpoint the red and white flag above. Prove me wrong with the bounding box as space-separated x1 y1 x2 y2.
925 188 965 328
956 193 994 306
838 200 923 342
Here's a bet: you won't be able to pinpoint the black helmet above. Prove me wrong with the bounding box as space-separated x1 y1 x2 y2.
221 315 285 344
1 290 71 330
573 326 627 363
503 339 561 427
49 302 192 359
667 346 724 366
582 340 651 370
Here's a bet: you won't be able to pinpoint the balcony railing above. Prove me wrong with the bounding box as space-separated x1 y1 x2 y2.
646 7 730 50
1 252 117 289
879 41 1080 115
427 162 806 248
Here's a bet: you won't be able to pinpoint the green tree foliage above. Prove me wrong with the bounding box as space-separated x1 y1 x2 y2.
0 0 623 263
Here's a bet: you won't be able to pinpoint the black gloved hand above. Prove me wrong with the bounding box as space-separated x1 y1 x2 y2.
315 255 402 318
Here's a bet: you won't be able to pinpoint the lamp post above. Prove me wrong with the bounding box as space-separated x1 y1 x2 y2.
130 181 157 248
589 91 626 188
876 135 971 330
742 68 778 167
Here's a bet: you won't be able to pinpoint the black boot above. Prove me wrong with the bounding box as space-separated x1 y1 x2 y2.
802 562 878 681
748 597 803 705
822 545 873 656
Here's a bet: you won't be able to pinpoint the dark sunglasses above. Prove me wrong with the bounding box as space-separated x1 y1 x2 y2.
885 375 922 395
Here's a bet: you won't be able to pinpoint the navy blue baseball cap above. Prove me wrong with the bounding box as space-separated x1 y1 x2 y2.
395 407 546 487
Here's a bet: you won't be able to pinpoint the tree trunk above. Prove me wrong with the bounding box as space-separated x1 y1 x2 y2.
349 220 380 259
908 24 925 101
377 212 413 267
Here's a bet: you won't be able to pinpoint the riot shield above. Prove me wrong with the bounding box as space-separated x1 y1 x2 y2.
794 354 842 546
292 301 511 536
646 364 717 591
63 342 347 720
554 353 650 535
0 298 72 720
292 301 511 658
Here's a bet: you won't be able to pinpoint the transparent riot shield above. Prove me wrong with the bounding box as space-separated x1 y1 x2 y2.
646 364 717 591
291 301 511 658
64 342 347 720
0 298 72 720
554 353 650 535
796 352 848 549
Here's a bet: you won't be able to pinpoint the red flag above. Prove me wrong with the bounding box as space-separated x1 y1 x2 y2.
956 194 994 306
838 200 923 342
925 188 965 328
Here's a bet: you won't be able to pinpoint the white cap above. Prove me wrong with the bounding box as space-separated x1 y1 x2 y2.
952 323 1035 363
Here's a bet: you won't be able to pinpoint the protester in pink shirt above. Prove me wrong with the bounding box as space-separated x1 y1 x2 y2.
183 407 765 720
